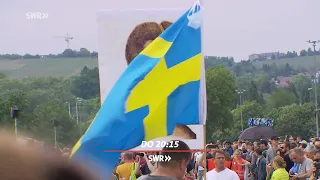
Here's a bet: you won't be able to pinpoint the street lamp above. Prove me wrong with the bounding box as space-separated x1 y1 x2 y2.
236 89 245 132
308 88 313 102
76 97 83 125
65 102 71 118
307 40 320 137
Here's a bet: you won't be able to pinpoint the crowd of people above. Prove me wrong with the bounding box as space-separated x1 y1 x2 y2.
106 135 320 180
5 131 320 180
196 135 320 180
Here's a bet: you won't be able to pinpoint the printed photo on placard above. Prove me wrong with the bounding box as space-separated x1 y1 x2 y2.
97 8 205 150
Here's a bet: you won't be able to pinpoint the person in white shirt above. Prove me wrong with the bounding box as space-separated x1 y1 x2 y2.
206 149 240 180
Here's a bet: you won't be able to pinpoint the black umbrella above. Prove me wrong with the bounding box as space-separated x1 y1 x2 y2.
239 126 277 140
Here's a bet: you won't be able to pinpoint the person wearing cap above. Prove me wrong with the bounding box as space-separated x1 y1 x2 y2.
266 136 279 164
299 140 308 150
224 141 234 157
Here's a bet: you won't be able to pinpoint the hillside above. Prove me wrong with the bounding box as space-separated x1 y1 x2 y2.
252 55 320 70
1 55 320 78
0 57 98 78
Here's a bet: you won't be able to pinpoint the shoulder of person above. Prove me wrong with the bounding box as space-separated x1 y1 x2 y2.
306 158 314 164
230 169 240 178
137 175 173 180
136 175 149 180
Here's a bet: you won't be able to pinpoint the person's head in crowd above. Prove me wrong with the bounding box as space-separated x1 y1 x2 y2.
289 148 306 164
232 144 238 151
280 142 290 154
315 151 320 161
255 148 264 158
272 156 287 170
242 147 247 154
290 142 298 150
241 143 246 149
246 142 254 151
276 149 281 156
120 153 125 162
0 132 97 180
311 137 316 143
270 136 280 147
145 152 157 165
207 144 219 153
305 145 318 160
314 141 320 150
155 140 191 180
299 140 308 145
233 149 242 160
225 153 231 161
224 141 231 149
259 140 268 149
296 136 302 143
122 152 134 162
216 140 222 145
289 136 295 143
213 150 226 170
299 142 308 150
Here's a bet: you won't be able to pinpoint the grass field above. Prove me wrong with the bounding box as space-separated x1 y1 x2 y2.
252 55 320 70
1 55 320 78
0 57 98 78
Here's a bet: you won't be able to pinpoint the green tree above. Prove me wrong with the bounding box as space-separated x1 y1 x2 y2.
30 102 79 146
291 74 312 105
70 66 100 99
256 74 273 94
77 48 91 57
0 72 5 79
268 89 297 108
247 81 264 104
206 65 237 141
231 101 265 137
274 103 314 138
300 50 307 57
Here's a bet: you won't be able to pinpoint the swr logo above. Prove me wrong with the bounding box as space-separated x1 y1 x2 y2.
26 12 49 20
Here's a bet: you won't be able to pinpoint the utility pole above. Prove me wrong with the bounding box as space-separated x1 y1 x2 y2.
307 40 320 137
53 119 59 148
236 90 245 132
76 97 82 124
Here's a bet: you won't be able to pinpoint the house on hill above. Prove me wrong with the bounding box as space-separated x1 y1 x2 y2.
272 76 293 88
249 52 285 61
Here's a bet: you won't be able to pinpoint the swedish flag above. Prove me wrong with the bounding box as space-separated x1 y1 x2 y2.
71 0 205 178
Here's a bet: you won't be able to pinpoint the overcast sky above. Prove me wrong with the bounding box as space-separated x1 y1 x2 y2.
1 0 319 61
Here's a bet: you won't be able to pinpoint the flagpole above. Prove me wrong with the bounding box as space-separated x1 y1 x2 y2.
198 0 206 179
203 125 207 180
